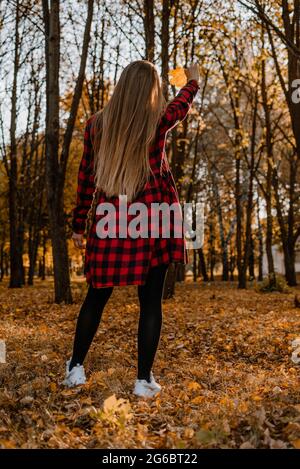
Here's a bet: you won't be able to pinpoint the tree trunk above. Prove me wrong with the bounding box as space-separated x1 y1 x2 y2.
229 249 235 282
143 0 155 62
273 166 297 286
263 7 299 285
9 0 23 288
208 217 215 281
257 198 264 282
161 0 171 99
42 0 93 303
235 152 243 287
261 47 275 285
42 0 71 302
28 229 40 286
163 263 177 299
240 89 258 288
198 248 208 281
176 263 185 282
210 165 228 281
248 234 255 281
193 249 197 282
4 252 9 277
0 242 4 281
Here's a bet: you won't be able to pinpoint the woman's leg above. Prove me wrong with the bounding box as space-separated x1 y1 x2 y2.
69 284 113 370
137 264 169 382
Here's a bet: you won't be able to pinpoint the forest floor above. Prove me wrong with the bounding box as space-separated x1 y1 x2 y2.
0 277 300 449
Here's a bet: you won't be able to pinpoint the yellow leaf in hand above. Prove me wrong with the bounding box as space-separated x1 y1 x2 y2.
169 67 187 87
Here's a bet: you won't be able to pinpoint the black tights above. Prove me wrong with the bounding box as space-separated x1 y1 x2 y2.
70 264 169 382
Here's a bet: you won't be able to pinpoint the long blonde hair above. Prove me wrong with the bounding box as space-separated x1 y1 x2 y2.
91 60 166 202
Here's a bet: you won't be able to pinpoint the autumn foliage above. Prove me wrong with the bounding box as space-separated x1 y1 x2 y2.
0 279 300 449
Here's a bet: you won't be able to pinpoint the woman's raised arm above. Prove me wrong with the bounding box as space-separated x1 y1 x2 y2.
159 79 199 133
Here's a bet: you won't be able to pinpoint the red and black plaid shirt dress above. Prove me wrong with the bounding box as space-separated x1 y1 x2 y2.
72 79 199 287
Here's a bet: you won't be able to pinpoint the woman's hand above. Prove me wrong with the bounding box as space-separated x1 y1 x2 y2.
72 232 85 249
185 63 200 84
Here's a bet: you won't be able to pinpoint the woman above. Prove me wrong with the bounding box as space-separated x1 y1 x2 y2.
65 60 200 397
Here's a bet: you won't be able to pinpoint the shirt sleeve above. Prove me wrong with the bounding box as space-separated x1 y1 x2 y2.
159 79 200 133
72 118 95 235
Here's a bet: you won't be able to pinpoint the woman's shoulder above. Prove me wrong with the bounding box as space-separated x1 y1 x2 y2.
85 114 97 128
84 114 99 143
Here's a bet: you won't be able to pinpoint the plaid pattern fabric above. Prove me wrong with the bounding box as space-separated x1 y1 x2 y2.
72 79 199 287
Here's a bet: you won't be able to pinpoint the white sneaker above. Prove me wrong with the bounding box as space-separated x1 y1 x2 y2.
133 373 161 398
63 359 86 387
149 371 161 392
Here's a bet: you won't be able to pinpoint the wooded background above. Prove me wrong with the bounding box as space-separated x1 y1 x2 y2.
0 0 299 303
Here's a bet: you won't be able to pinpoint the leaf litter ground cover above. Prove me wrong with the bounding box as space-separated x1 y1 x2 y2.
0 279 300 449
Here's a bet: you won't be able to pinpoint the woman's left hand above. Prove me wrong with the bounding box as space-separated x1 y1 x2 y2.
72 232 85 249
